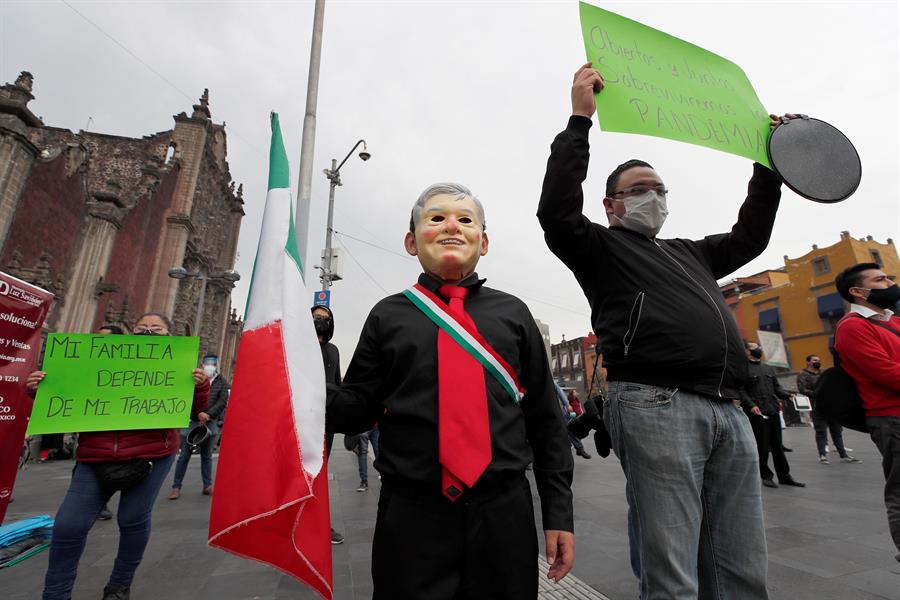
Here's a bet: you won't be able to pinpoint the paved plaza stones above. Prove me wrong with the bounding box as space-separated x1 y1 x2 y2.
3 426 898 599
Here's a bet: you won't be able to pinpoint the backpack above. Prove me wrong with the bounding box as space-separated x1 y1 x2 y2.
815 315 900 433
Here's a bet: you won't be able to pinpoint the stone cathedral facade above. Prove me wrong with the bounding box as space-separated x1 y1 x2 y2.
0 72 244 377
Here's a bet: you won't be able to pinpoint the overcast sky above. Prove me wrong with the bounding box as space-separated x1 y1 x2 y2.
2 1 898 360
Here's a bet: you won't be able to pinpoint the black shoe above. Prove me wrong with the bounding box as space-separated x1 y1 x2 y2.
576 448 592 459
97 505 113 521
782 446 793 452
762 479 778 488
780 477 806 487
102 586 130 600
330 528 344 545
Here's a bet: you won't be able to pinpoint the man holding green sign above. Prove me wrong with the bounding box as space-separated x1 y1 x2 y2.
538 59 792 598
26 312 209 600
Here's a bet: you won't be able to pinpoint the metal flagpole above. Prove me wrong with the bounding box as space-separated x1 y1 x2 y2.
295 0 325 280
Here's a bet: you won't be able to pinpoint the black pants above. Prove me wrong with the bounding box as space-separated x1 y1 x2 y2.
372 476 538 600
867 416 900 553
750 413 791 481
812 410 847 457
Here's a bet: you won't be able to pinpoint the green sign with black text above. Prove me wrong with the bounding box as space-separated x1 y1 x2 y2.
26 333 200 434
579 2 771 166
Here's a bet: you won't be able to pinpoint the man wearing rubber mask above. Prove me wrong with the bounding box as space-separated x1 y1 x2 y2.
327 183 574 599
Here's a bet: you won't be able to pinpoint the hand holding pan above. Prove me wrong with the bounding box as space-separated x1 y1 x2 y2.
767 114 861 203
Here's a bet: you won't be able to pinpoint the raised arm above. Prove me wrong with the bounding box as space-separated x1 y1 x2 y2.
537 64 607 269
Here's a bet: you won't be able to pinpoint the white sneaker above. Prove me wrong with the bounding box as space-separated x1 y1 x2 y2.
819 455 829 464
824 445 830 453
841 456 862 464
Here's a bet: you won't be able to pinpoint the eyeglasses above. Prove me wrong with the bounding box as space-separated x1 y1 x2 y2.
134 325 168 334
611 184 668 200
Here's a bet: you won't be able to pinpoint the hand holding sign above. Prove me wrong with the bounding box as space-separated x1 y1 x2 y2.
571 62 604 118
578 2 860 202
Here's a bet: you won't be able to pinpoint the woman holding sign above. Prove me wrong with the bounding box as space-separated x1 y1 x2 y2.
26 312 210 600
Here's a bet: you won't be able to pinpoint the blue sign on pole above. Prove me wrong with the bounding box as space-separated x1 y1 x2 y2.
313 290 330 308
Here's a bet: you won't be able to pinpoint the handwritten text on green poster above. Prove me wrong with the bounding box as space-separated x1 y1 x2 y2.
27 333 200 434
579 2 771 166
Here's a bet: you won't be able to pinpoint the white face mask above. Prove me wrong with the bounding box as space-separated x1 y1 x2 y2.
618 190 668 238
203 365 217 378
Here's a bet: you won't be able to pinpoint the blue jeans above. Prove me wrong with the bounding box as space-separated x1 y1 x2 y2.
356 428 381 483
171 420 217 489
42 454 175 599
604 381 768 600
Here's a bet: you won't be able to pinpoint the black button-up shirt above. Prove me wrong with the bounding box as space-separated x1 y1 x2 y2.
326 272 574 531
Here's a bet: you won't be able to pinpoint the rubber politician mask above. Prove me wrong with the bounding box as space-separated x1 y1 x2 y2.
404 194 489 284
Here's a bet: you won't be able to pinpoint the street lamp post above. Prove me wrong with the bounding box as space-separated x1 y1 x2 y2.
320 139 370 289
168 267 240 339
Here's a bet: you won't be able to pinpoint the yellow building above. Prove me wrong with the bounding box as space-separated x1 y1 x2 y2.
724 232 899 372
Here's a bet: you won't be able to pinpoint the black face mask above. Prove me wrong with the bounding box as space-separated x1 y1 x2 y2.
313 316 331 336
863 284 900 309
811 361 821 370
749 348 763 359
138 330 158 336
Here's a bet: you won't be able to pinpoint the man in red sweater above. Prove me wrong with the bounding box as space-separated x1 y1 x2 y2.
834 263 900 563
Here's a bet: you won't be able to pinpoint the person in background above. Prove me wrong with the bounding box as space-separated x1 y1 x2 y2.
169 353 229 499
354 428 381 492
741 341 805 489
30 312 209 600
797 353 861 464
311 304 345 545
833 263 900 563
556 382 591 459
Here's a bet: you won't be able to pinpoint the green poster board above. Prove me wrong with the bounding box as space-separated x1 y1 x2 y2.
579 2 771 166
27 333 200 434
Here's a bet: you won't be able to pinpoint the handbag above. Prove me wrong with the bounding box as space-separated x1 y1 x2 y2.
814 315 900 434
92 459 154 493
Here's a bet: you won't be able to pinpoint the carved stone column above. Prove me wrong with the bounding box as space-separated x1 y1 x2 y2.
0 72 42 249
145 91 210 316
53 202 125 333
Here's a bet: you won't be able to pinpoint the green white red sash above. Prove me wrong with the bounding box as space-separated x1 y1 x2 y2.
403 284 525 404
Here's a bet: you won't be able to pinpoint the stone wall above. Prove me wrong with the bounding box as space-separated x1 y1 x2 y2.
0 72 244 372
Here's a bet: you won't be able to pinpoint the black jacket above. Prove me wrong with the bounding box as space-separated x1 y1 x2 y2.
796 368 820 401
740 360 792 415
537 116 782 400
312 305 342 386
326 273 574 531
206 374 230 420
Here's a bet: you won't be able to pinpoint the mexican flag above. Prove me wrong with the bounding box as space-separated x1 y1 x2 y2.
209 113 332 599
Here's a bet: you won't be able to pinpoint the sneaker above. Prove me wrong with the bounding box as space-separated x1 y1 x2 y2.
97 505 113 520
824 444 830 453
840 456 862 464
819 455 829 464
101 585 130 600
357 480 368 492
330 528 344 545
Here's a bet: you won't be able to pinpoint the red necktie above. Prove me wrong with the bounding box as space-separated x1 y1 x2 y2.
437 284 491 501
